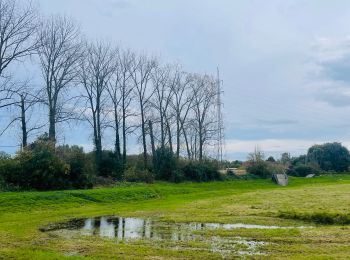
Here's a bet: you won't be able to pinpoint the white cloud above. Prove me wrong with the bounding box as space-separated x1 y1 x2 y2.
225 139 350 156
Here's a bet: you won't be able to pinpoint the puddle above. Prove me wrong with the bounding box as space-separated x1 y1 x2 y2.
41 216 304 257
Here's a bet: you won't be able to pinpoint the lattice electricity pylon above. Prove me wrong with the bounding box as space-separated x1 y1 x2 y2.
216 67 225 165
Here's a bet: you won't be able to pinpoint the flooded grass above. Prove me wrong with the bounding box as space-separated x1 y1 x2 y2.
40 216 312 257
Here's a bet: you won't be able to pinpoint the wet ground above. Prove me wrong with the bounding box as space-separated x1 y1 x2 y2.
41 216 309 257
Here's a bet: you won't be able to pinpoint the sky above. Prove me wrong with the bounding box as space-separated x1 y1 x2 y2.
3 0 350 160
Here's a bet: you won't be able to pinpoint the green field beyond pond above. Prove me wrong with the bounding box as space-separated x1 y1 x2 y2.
0 175 350 259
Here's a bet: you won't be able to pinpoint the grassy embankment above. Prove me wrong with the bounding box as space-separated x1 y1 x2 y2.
0 175 350 259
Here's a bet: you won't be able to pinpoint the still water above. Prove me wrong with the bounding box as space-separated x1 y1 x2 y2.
42 216 304 257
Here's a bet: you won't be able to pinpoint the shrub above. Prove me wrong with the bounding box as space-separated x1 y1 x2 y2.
307 142 350 172
93 176 117 187
56 145 94 189
98 151 123 179
0 140 93 191
5 142 70 190
170 169 185 183
181 161 221 182
0 156 20 190
153 147 177 181
246 160 286 178
0 159 21 191
266 156 276 162
246 147 272 178
124 167 154 183
287 164 319 177
246 160 271 178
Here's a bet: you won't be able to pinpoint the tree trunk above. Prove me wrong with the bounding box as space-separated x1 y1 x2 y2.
114 107 121 160
183 127 191 159
160 113 165 149
140 104 148 168
149 120 156 168
166 120 173 153
92 109 102 174
176 116 180 158
122 102 127 169
20 95 27 148
199 128 203 161
48 107 56 142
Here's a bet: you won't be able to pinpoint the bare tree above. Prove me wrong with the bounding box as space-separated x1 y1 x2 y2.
150 64 172 149
0 0 38 135
119 50 137 167
0 80 16 109
130 54 156 168
107 49 135 166
169 69 193 158
38 15 82 142
190 74 218 161
0 0 38 77
1 82 44 147
80 42 116 171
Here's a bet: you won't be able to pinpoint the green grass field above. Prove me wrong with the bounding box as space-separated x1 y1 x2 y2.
0 175 350 259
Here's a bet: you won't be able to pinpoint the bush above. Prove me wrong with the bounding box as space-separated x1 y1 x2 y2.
307 142 350 172
3 141 70 190
170 169 185 183
0 157 19 191
153 147 177 180
124 167 154 183
246 147 272 178
98 151 123 179
56 145 94 189
0 140 94 191
246 160 286 179
287 164 319 177
181 161 221 182
93 176 117 187
246 160 271 178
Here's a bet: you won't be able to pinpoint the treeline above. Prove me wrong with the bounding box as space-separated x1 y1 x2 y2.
0 135 222 191
0 0 222 189
244 142 350 178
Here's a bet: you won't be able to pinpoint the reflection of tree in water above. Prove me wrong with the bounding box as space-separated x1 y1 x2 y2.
79 217 198 241
48 216 276 256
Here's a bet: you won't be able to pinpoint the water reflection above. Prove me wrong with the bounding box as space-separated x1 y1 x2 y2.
77 217 196 240
49 216 300 241
43 216 282 257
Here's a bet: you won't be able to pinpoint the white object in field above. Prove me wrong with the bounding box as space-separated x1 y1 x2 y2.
305 174 316 178
272 173 288 186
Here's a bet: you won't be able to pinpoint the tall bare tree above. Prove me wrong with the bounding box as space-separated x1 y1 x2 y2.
191 74 218 161
0 81 44 147
169 69 193 158
107 49 135 166
106 49 122 160
0 0 38 134
151 64 172 149
130 54 156 168
38 15 81 142
0 0 38 77
119 50 137 167
80 42 116 170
